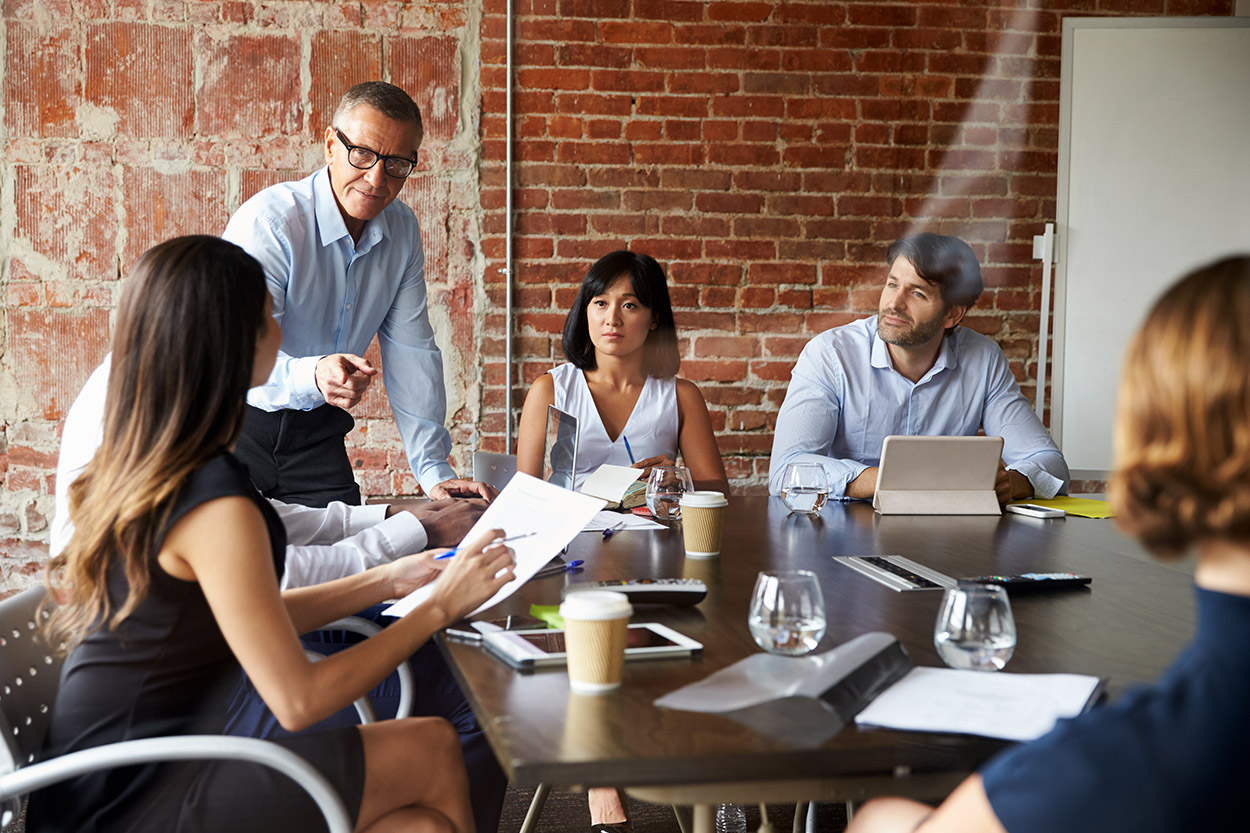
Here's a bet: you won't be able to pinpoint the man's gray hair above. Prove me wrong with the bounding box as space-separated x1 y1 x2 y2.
332 81 423 140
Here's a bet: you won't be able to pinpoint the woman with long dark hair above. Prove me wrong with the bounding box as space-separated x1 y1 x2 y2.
846 256 1250 833
517 250 728 495
31 235 514 833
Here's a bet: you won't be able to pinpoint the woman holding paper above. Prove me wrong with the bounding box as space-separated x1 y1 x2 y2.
30 236 515 833
847 256 1250 833
517 250 729 496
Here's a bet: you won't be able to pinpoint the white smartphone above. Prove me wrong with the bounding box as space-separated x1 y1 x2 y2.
482 623 702 671
1006 503 1066 519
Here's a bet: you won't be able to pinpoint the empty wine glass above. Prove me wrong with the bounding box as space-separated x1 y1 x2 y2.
646 465 693 520
748 570 827 656
934 583 1017 671
781 462 830 514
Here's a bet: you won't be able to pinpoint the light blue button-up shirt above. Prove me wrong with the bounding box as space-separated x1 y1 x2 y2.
224 167 455 493
768 316 1069 499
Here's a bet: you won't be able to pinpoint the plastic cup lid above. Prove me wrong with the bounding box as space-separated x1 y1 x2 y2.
559 590 633 621
679 490 728 508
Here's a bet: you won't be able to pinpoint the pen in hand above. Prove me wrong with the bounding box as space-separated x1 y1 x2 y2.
623 435 636 464
434 531 537 560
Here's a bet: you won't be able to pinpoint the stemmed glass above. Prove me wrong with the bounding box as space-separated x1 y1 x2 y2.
934 583 1017 671
646 465 693 520
748 570 827 656
781 462 830 514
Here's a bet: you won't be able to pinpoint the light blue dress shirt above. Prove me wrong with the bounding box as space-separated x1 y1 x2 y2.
224 167 456 493
768 316 1069 499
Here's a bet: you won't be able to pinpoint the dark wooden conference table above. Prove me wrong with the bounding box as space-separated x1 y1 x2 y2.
436 497 1194 824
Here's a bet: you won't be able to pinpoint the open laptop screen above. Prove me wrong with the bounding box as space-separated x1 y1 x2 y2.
543 405 579 490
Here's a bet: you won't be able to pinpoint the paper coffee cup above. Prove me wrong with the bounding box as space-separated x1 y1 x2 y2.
559 591 633 693
680 491 728 558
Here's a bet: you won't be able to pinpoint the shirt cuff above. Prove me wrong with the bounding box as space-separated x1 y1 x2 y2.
417 463 459 496
342 503 389 538
1009 462 1064 500
290 354 327 410
371 510 429 555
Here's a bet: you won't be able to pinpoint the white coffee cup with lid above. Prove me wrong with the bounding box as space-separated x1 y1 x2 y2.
558 591 633 692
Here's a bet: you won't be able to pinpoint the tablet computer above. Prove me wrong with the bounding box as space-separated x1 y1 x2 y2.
873 435 1003 515
482 623 702 671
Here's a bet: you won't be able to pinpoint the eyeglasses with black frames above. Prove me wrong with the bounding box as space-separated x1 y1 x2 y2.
333 128 417 179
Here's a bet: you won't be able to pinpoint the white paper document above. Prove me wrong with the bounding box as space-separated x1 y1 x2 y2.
578 464 642 503
382 473 605 619
581 510 665 533
854 666 1101 742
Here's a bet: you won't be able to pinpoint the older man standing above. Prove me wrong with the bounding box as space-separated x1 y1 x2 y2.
222 81 503 833
225 80 490 507
769 233 1069 504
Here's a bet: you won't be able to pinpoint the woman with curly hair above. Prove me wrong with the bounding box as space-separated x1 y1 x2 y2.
847 255 1250 833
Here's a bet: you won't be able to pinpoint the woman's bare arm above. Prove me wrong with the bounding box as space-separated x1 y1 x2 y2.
675 378 731 494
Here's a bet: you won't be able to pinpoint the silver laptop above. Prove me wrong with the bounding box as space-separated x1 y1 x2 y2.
472 451 517 491
873 435 1003 515
543 405 579 491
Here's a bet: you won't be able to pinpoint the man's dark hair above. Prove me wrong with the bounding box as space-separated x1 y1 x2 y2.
333 81 424 144
562 251 680 378
886 233 983 308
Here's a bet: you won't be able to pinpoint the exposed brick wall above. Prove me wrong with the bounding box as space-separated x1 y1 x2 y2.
477 0 1233 494
0 1 1236 577
0 0 484 578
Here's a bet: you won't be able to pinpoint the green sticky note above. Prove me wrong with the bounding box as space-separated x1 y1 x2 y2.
529 604 565 629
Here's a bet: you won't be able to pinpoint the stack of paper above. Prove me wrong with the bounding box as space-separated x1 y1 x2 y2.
854 666 1101 742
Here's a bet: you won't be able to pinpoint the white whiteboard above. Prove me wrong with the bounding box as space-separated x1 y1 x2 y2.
1052 17 1250 479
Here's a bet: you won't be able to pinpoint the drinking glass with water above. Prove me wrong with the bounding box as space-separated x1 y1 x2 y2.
934 583 1017 671
645 465 693 520
748 570 827 656
781 462 830 514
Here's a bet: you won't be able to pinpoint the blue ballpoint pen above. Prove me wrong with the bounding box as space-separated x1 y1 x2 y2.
622 435 636 464
434 531 537 560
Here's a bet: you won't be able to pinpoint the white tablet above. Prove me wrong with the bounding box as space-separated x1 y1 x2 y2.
873 435 1004 515
482 623 702 671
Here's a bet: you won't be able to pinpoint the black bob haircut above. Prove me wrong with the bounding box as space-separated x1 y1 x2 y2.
562 250 681 378
886 233 983 308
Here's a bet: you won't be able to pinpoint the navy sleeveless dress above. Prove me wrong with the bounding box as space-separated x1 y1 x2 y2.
27 452 365 832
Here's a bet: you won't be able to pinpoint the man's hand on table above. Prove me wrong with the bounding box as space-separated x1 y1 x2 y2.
316 353 377 409
996 459 1033 506
390 498 488 548
427 478 498 502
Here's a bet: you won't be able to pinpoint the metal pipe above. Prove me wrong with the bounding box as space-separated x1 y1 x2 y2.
502 0 516 453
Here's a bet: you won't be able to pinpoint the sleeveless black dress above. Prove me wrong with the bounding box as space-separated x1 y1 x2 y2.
27 453 365 832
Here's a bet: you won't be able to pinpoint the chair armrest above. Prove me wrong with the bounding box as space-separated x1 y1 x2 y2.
0 736 352 833
309 616 416 719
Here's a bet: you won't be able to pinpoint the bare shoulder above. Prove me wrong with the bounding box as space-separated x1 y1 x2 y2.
160 495 270 580
674 377 707 402
525 370 556 402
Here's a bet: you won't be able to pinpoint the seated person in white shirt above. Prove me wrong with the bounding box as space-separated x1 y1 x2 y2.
846 257 1250 833
50 356 485 579
768 233 1068 504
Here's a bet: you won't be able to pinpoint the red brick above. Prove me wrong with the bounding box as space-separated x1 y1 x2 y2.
84 23 192 138
196 33 300 137
122 168 229 268
5 22 80 137
310 31 384 139
15 164 117 281
599 20 673 44
8 309 111 421
695 337 760 359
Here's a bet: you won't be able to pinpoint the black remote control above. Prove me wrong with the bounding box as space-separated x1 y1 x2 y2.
961 573 1092 593
562 578 707 606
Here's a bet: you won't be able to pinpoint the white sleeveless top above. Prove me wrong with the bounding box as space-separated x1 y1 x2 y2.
549 363 680 489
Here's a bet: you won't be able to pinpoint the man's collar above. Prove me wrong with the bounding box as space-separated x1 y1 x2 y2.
869 316 961 379
313 167 392 251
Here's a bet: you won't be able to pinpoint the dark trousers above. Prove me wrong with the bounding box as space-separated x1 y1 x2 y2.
224 607 507 833
236 404 361 508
